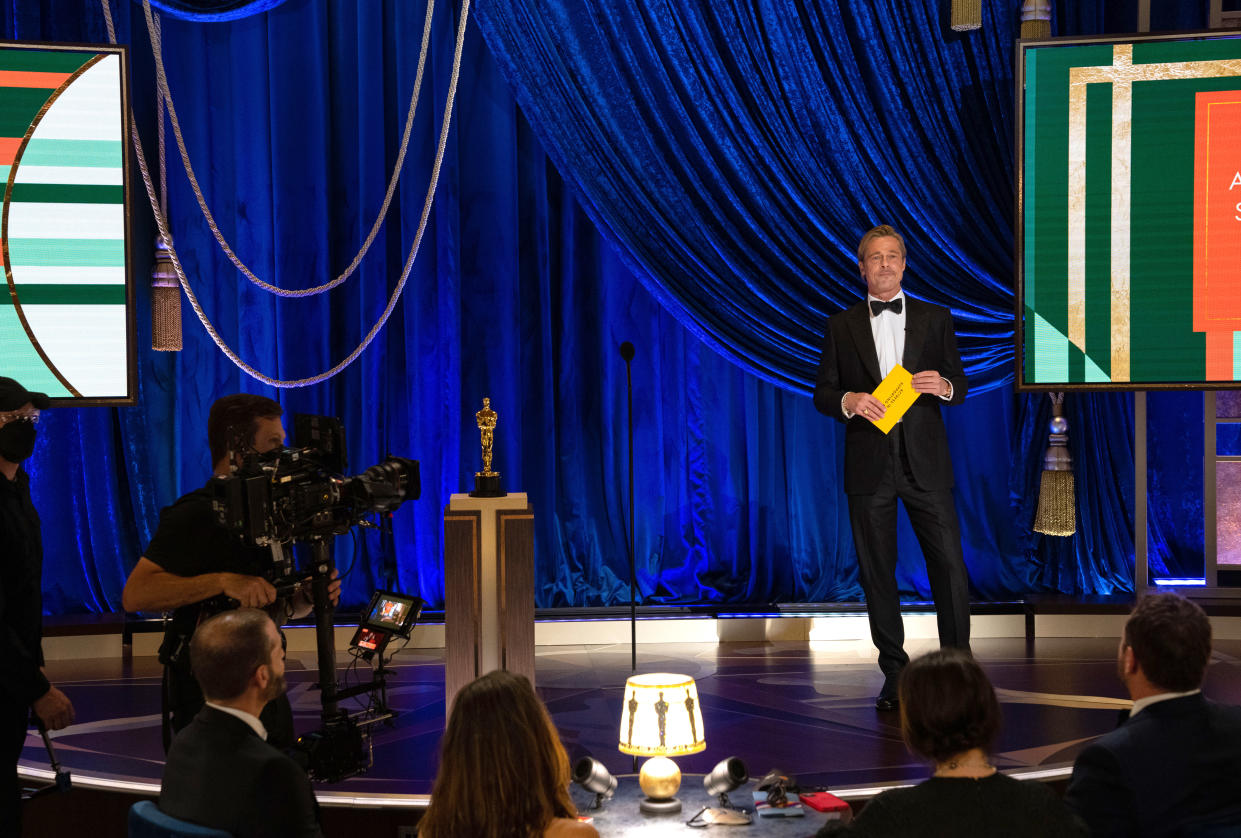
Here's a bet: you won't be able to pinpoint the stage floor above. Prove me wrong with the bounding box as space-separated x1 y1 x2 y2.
21 635 1241 803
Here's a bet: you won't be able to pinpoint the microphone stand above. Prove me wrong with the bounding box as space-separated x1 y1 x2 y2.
620 341 637 773
620 341 637 673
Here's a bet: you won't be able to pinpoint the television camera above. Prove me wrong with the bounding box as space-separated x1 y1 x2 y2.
212 414 420 782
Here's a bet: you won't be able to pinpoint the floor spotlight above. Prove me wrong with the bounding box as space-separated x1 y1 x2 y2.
686 756 752 826
572 756 617 810
703 756 748 808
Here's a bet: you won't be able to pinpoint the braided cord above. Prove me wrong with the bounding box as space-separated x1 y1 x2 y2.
153 11 167 219
102 0 471 387
140 0 436 297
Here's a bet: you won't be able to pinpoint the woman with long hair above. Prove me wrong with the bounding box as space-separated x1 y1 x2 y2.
419 670 598 838
816 648 1086 836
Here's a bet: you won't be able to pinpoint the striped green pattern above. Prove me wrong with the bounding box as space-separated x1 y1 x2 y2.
20 139 125 168
0 50 93 73
1 46 129 399
6 183 125 203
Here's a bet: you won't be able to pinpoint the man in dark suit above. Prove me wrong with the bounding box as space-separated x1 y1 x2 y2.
813 225 971 711
1065 593 1241 837
159 608 322 838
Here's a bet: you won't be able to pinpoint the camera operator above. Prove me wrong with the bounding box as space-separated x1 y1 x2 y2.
122 394 340 749
1 377 74 836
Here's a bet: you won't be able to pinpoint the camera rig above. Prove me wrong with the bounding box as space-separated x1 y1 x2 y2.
212 414 420 782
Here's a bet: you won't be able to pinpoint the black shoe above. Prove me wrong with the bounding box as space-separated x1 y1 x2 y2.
875 671 901 712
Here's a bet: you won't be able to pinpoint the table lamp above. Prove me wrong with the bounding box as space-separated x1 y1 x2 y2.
618 673 705 813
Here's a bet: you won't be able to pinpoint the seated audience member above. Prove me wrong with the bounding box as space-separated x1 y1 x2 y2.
159 608 322 838
817 648 1086 837
419 670 598 838
1065 593 1241 837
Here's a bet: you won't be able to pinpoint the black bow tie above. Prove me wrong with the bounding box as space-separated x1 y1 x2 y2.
870 298 902 316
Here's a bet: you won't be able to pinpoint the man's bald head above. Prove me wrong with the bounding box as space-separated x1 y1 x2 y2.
190 608 279 702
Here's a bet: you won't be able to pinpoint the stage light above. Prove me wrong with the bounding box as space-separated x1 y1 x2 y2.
572 757 617 809
618 673 705 814
703 756 748 806
685 757 752 827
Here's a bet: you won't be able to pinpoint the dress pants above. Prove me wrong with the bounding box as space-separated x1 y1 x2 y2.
847 423 971 680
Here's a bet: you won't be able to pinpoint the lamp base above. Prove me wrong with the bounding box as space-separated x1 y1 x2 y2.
637 755 683 814
639 797 682 814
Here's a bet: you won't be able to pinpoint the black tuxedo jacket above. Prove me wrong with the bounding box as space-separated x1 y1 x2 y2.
159 705 322 838
813 296 967 494
1064 693 1241 838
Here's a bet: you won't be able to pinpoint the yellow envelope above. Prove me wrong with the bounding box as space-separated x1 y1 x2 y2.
869 364 918 434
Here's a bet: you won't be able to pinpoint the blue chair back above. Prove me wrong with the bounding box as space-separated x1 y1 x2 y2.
128 800 233 838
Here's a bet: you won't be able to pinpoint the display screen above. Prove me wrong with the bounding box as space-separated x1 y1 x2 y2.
353 625 388 652
361 590 423 636
1018 31 1241 389
0 41 133 404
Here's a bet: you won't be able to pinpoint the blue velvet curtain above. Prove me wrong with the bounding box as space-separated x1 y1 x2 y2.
475 0 1016 397
4 0 1203 615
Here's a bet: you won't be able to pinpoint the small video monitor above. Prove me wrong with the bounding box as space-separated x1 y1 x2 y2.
361 590 424 638
348 590 425 660
351 625 389 653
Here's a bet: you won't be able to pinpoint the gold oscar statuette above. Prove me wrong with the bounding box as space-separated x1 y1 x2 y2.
469 397 504 497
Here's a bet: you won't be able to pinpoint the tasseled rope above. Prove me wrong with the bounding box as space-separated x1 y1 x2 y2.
1034 392 1076 536
1020 0 1052 40
149 10 182 351
951 0 981 32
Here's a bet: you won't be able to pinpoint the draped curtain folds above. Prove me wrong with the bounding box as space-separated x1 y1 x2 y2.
6 0 1197 616
474 0 1016 396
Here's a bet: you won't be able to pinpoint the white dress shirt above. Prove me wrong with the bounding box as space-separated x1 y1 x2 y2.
869 291 906 379
839 292 953 418
1128 688 1201 720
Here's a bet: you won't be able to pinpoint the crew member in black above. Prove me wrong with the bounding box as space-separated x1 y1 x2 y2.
122 393 340 749
0 377 74 836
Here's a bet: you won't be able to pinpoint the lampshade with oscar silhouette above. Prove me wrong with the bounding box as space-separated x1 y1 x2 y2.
617 673 705 814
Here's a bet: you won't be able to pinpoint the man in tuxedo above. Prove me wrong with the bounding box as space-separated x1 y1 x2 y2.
159 608 322 838
813 225 971 711
1064 594 1241 837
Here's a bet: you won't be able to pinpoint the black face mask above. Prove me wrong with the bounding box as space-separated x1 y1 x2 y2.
0 421 37 462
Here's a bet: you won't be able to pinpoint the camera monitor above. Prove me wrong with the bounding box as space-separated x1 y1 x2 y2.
348 590 424 659
351 625 388 653
363 590 423 636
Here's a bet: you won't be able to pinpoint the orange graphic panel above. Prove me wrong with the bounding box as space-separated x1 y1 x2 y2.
1194 92 1241 380
0 70 70 89
0 137 21 166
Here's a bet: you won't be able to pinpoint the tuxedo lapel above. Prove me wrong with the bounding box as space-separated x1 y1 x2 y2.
845 303 882 384
902 298 927 372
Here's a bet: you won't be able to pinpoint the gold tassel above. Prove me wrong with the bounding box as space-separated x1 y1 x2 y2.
1034 392 1075 536
151 236 182 351
1035 471 1075 536
1020 0 1052 39
951 0 982 32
